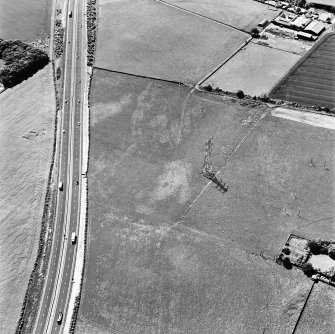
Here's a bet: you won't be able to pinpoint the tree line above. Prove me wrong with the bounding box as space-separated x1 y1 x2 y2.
0 38 49 88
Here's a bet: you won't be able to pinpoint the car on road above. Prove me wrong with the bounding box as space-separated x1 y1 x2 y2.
77 122 80 126
68 10 72 18
65 99 67 104
78 100 80 103
57 311 63 324
62 129 66 133
71 232 77 244
58 181 63 191
75 180 79 185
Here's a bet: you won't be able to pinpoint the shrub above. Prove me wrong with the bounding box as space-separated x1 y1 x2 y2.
301 262 315 276
328 245 335 260
203 84 212 92
56 67 61 80
236 90 244 99
282 247 290 255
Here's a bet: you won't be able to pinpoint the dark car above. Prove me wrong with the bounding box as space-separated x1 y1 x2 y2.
57 312 63 324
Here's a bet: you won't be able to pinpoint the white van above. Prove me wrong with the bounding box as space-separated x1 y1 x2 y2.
71 232 76 244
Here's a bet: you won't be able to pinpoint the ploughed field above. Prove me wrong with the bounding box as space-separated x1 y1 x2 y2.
94 0 248 84
74 69 335 334
270 33 335 108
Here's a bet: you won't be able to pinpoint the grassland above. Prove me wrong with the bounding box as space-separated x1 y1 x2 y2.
0 0 52 41
270 33 335 108
0 64 55 332
203 43 300 96
295 283 335 334
162 0 281 32
182 112 335 257
95 0 248 84
73 70 335 333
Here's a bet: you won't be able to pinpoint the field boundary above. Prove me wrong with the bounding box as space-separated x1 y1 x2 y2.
268 32 335 99
196 37 252 87
291 281 315 334
93 66 193 88
154 0 251 35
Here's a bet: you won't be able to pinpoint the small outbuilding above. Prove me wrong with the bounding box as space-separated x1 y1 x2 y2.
304 20 326 35
297 31 317 40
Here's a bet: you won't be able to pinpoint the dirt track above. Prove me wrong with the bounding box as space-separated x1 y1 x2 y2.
272 108 335 131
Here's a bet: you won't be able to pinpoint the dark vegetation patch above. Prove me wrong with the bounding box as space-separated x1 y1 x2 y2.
87 0 97 66
0 39 49 88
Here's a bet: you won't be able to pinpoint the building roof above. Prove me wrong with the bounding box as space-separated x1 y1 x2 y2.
304 20 326 35
310 0 335 7
291 15 312 28
319 12 333 22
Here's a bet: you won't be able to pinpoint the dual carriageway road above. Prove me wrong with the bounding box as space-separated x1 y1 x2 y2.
34 0 86 332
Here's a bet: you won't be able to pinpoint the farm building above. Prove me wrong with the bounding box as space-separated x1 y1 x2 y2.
296 31 317 40
290 15 312 29
273 16 293 28
304 21 326 35
319 12 333 22
258 19 269 27
309 0 335 8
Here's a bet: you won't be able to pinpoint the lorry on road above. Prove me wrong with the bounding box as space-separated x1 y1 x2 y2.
58 181 63 191
68 10 72 17
71 232 76 244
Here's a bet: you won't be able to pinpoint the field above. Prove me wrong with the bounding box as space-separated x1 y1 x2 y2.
295 283 335 334
95 0 248 84
0 64 55 332
0 0 52 41
75 70 335 333
163 0 280 32
182 111 335 257
203 43 300 96
270 33 335 108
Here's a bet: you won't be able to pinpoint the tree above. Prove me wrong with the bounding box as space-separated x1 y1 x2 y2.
307 239 321 254
329 245 335 260
236 90 245 99
250 28 260 37
282 247 290 255
296 0 306 7
282 256 292 269
301 263 315 276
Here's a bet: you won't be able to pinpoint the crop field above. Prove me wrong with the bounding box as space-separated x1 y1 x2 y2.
270 33 335 108
0 64 55 332
203 43 300 96
295 283 335 334
163 0 281 32
74 70 335 333
95 0 248 84
0 0 51 41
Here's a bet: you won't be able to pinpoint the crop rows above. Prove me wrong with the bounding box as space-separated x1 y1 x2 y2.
271 34 335 108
